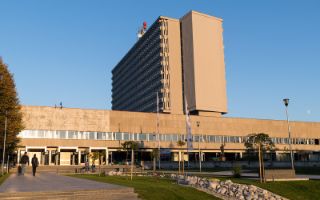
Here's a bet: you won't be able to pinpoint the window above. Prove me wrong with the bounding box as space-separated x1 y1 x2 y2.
123 133 130 140
38 130 45 138
140 133 147 141
89 132 96 140
164 134 171 141
29 130 37 138
208 135 215 142
149 134 157 141
171 134 178 142
106 132 113 140
68 131 77 139
97 132 106 140
216 136 222 143
133 133 139 141
115 132 122 140
57 131 67 139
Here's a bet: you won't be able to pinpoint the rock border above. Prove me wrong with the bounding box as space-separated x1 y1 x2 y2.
106 171 288 200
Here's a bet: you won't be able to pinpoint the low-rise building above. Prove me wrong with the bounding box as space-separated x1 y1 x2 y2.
17 105 320 166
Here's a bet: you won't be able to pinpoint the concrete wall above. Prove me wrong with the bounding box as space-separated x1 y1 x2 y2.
20 106 320 151
166 18 184 115
181 11 228 115
22 106 110 132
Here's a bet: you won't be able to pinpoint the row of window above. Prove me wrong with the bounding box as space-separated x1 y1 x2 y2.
112 24 160 88
112 43 161 96
112 21 164 113
112 20 160 77
19 130 320 146
112 45 161 102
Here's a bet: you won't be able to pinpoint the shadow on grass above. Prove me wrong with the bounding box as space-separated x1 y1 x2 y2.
71 174 220 200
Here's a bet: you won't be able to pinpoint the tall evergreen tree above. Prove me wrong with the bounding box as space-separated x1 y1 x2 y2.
0 58 23 155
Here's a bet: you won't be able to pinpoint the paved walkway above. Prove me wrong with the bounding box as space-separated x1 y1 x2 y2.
210 170 320 180
0 172 125 193
159 170 320 180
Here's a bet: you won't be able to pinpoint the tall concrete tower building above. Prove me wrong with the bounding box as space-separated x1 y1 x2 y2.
112 11 227 116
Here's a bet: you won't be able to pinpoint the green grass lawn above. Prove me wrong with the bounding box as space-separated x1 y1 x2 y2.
72 174 220 200
228 178 320 200
0 173 10 185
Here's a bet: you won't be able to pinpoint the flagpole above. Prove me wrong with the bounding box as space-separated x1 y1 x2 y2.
184 96 192 170
157 92 161 170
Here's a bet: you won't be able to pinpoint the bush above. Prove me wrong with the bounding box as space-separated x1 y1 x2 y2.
232 165 241 178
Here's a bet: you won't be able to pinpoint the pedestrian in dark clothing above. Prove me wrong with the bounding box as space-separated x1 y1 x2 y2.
85 161 90 172
31 154 39 176
20 152 29 175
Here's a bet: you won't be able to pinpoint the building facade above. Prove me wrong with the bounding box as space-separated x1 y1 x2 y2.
16 106 320 166
112 16 183 114
112 11 227 116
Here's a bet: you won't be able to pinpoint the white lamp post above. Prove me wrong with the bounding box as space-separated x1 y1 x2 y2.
283 98 295 171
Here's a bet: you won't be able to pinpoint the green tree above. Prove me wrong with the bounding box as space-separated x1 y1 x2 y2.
122 141 139 163
89 151 106 175
0 58 23 157
121 141 139 180
245 133 274 183
89 152 100 165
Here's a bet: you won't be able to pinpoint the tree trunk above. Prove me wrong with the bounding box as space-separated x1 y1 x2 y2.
126 150 128 163
131 149 134 180
178 151 181 175
182 151 185 175
261 151 265 182
258 145 262 183
98 153 101 176
153 157 156 172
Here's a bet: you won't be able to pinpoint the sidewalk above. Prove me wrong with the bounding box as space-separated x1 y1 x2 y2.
0 172 140 199
157 170 320 180
210 170 320 180
0 172 124 193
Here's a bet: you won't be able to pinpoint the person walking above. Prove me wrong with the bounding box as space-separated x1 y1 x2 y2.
85 160 89 172
20 152 29 175
31 154 39 176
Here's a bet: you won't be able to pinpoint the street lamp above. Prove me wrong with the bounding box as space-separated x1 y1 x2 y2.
156 92 161 170
283 98 295 171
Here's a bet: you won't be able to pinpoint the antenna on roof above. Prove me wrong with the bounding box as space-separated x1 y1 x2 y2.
137 21 147 39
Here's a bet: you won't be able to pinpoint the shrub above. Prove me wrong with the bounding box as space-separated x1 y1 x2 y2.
232 165 241 178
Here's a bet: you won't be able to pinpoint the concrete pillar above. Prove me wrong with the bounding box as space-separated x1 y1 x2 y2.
89 149 92 165
105 149 109 165
78 150 81 165
17 149 21 164
48 150 52 165
41 152 45 165
55 153 59 165
275 152 280 161
72 153 75 165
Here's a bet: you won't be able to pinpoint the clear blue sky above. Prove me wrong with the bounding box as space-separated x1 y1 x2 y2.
1 0 319 122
